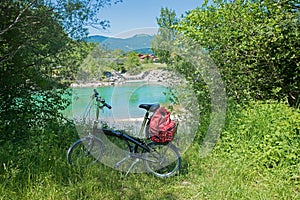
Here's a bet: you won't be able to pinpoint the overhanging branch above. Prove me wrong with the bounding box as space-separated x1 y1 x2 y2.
0 0 37 36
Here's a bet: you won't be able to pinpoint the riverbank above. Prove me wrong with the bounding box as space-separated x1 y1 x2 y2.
71 69 179 88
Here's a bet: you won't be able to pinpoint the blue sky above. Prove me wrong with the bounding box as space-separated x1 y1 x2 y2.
88 0 204 38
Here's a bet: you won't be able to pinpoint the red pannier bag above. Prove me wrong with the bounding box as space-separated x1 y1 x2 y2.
149 107 177 143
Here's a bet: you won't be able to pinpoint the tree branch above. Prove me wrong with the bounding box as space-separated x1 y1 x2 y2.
0 0 37 36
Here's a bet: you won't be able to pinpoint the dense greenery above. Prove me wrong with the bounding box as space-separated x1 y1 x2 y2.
124 51 142 73
0 101 299 199
0 0 299 199
220 100 300 168
175 0 299 107
77 44 124 82
151 8 179 64
0 0 120 140
77 44 156 80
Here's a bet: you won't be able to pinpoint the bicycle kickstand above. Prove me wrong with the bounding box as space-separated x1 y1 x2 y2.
125 158 139 176
114 154 131 168
114 154 140 176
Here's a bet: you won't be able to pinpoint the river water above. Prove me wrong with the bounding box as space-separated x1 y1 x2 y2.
65 81 198 150
65 81 171 121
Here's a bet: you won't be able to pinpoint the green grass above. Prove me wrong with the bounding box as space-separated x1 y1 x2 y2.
0 101 299 199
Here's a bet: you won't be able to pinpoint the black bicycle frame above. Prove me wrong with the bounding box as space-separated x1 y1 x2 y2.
93 89 154 154
99 128 152 153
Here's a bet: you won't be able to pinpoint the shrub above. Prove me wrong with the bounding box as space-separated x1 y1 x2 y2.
176 1 300 106
219 100 300 170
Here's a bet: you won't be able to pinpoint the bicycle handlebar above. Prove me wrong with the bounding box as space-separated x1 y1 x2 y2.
93 89 112 109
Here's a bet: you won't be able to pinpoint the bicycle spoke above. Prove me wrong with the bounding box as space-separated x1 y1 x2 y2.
67 136 105 167
143 143 181 178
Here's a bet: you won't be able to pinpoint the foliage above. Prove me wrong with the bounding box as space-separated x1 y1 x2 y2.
151 8 209 105
0 101 299 199
77 44 126 82
44 0 122 39
219 100 300 169
175 0 300 107
0 1 299 199
124 51 141 74
78 44 108 81
151 8 179 64
112 49 126 58
0 0 121 140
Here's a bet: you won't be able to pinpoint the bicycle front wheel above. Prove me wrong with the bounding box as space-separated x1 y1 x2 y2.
143 143 181 178
67 136 105 167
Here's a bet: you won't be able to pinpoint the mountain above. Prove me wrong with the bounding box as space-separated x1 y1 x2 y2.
85 34 154 54
85 35 109 43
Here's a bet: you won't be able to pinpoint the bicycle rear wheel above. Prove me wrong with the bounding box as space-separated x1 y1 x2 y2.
143 143 181 178
67 136 104 167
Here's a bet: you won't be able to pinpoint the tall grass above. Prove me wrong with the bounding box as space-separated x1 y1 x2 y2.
0 101 299 199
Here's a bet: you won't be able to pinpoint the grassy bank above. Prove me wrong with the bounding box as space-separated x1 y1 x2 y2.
0 101 299 199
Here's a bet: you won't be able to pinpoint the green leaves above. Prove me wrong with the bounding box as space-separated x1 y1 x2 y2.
176 0 300 107
151 8 179 64
124 51 141 73
220 100 300 169
0 0 115 140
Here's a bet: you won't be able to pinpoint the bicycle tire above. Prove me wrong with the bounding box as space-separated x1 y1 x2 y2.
143 142 181 178
67 136 105 167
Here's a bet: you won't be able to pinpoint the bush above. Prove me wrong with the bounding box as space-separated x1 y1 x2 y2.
176 1 300 106
219 100 300 170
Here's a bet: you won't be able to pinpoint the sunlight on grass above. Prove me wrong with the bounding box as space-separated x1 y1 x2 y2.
0 101 299 199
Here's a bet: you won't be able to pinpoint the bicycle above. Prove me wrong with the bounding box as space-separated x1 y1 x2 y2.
67 89 181 178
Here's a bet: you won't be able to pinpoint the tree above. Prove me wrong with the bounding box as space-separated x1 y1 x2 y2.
124 52 141 73
0 0 121 39
175 0 299 106
112 49 125 58
0 0 121 140
151 8 179 64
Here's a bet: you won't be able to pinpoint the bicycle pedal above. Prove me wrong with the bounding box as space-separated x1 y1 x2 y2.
114 163 120 168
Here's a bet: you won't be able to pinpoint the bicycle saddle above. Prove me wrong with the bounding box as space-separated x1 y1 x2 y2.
139 103 160 112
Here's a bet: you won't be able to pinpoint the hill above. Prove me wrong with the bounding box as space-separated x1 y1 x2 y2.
85 35 109 43
85 34 154 54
